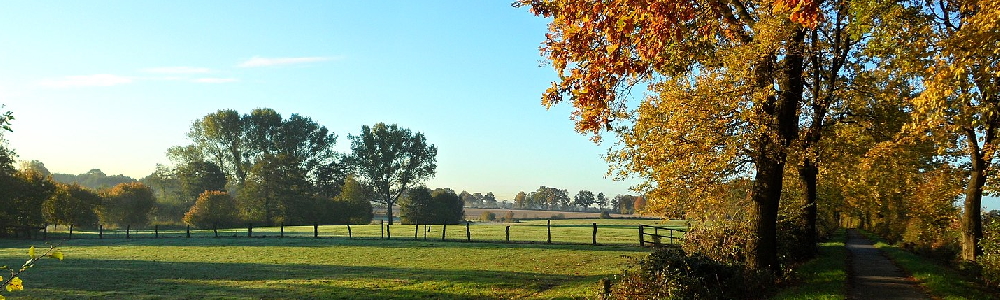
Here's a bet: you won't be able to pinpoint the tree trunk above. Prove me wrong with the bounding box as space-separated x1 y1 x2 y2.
748 29 805 272
963 144 986 261
799 158 819 256
386 199 395 225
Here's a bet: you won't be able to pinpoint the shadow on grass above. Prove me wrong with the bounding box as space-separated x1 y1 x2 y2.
12 258 600 299
772 229 848 300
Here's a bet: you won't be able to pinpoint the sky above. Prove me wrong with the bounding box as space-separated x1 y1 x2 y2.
0 1 640 201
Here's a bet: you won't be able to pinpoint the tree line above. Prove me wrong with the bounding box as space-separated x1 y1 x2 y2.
0 107 455 233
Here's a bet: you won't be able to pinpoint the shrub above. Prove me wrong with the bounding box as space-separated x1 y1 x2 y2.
183 191 239 228
550 213 566 220
500 211 516 223
479 211 496 222
600 211 612 219
980 218 1000 287
608 247 772 299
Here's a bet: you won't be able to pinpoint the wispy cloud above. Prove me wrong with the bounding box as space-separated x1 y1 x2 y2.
37 74 133 88
238 56 339 67
143 66 212 74
193 78 238 83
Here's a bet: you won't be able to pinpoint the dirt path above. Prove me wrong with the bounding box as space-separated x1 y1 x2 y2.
847 229 930 299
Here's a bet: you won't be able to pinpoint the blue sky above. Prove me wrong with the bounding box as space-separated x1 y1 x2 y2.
0 1 639 201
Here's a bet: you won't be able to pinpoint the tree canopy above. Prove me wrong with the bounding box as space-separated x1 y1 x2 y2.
348 123 437 225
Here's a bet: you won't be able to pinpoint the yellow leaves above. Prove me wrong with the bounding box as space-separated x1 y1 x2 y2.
28 246 35 260
49 251 64 261
5 277 22 292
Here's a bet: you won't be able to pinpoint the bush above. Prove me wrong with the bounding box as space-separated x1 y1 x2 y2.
600 211 612 219
500 211 516 223
550 213 566 220
479 211 496 222
980 219 1000 287
608 247 772 299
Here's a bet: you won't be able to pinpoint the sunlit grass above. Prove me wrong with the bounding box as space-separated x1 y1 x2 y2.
1 219 664 299
42 218 686 246
772 229 847 300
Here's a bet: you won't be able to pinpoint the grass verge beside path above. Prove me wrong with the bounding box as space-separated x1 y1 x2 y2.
859 231 996 300
772 229 848 300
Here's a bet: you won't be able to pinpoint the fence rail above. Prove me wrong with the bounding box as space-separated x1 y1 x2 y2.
5 220 686 247
638 225 685 247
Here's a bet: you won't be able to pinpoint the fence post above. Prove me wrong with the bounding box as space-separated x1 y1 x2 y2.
547 219 552 244
155 225 159 239
423 225 428 240
247 223 253 238
69 224 74 239
99 225 103 239
670 229 674 245
213 223 219 238
43 225 47 240
639 225 645 247
592 223 598 245
441 224 447 241
347 225 352 239
186 225 191 238
414 224 419 240
280 223 285 238
505 225 510 243
314 222 319 238
387 223 391 240
381 220 384 239
465 221 471 242
126 225 131 239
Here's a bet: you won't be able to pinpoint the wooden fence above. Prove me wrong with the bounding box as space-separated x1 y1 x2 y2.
9 221 685 247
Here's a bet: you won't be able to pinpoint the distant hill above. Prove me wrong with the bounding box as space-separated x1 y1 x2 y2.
51 169 136 190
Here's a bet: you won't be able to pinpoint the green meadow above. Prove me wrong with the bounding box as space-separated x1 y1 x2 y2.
0 219 683 299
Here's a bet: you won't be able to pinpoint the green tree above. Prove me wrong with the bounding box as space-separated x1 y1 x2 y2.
239 154 310 226
98 182 156 227
573 190 595 210
348 123 437 225
513 191 528 209
596 192 608 211
400 187 463 225
183 190 239 228
42 183 100 227
329 176 374 224
141 164 186 224
176 161 227 203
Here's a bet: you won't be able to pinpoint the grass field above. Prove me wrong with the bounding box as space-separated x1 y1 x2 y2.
40 219 686 247
0 219 675 299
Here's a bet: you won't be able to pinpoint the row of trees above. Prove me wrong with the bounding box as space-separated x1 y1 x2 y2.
148 109 436 227
511 186 642 214
519 0 1000 273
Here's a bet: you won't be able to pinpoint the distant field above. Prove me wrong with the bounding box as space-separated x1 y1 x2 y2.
463 208 637 220
0 220 672 299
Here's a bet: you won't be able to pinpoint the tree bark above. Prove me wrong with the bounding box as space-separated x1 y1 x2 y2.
799 158 819 256
749 29 805 272
963 131 986 261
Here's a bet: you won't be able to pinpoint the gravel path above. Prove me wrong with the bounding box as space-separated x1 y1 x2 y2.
847 229 931 299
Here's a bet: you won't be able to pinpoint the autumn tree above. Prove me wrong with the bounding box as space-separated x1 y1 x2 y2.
513 191 528 209
239 154 311 226
348 123 437 225
183 190 239 228
42 183 101 228
898 0 1000 261
519 0 821 271
99 182 156 227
